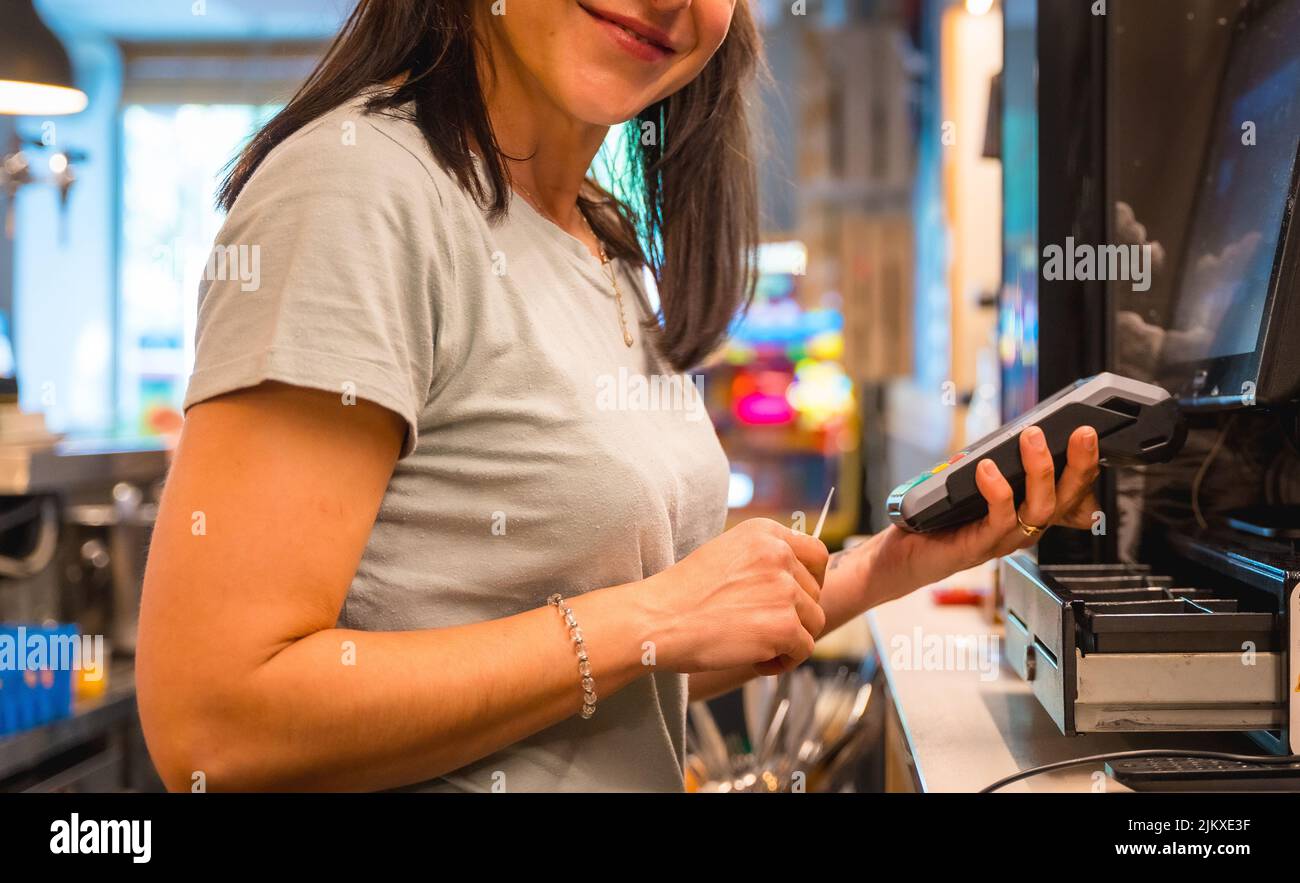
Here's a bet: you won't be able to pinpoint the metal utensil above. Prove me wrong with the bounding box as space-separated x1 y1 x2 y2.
742 675 776 752
688 701 732 782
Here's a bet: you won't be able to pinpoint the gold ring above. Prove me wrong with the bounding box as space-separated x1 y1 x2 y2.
1017 513 1046 538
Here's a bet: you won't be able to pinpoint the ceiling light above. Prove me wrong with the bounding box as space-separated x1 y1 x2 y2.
0 1 89 116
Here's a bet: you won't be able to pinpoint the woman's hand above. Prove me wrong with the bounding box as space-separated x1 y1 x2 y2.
639 519 829 677
874 425 1101 601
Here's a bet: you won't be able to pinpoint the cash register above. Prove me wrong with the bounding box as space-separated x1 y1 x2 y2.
905 0 1300 790
1006 0 1300 789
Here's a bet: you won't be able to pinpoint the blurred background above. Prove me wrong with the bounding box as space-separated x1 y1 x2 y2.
0 0 998 791
4 0 1291 792
0 0 1006 550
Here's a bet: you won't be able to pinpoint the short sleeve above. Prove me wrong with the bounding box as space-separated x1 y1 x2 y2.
183 109 450 458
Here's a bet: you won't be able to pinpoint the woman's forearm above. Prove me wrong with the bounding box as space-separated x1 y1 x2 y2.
820 527 917 629
140 386 836 790
695 426 1106 709
143 581 656 792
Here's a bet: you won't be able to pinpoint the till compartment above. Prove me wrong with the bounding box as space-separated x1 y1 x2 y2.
1043 567 1279 654
999 556 1287 735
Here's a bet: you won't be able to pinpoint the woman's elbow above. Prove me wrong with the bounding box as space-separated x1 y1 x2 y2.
135 652 261 792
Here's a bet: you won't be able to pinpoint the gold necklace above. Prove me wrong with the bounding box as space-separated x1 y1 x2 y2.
513 184 634 348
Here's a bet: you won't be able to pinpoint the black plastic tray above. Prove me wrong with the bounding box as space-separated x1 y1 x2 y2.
1038 564 1278 653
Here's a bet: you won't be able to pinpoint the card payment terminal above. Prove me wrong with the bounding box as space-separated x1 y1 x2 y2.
887 373 1187 533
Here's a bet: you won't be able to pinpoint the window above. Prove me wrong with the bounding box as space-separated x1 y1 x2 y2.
117 103 278 435
115 98 633 435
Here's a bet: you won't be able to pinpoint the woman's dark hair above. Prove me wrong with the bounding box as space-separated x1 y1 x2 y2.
219 1 762 371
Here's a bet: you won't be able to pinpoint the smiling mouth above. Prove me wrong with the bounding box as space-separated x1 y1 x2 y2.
578 3 676 56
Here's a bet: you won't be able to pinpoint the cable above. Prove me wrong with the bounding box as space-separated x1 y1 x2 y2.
1277 410 1300 459
980 748 1300 793
1191 415 1238 530
1269 411 1300 504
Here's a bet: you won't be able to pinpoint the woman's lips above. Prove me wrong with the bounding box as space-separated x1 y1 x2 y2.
579 4 676 63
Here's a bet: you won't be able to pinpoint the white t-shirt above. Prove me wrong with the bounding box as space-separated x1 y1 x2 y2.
184 92 731 792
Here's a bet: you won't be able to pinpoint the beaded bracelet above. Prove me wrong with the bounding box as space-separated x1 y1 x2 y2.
548 593 597 719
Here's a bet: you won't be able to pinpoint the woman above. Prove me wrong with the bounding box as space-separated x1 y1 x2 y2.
136 0 1101 792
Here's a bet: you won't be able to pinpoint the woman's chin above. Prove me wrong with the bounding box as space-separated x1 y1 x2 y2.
563 100 653 128
551 72 664 126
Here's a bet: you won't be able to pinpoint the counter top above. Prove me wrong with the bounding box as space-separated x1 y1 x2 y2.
0 437 169 496
0 659 137 782
867 568 1257 793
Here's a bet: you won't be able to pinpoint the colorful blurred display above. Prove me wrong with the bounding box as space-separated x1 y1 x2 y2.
704 242 860 539
999 0 1040 420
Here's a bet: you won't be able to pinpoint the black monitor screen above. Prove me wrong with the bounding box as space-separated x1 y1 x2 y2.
1164 0 1300 373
